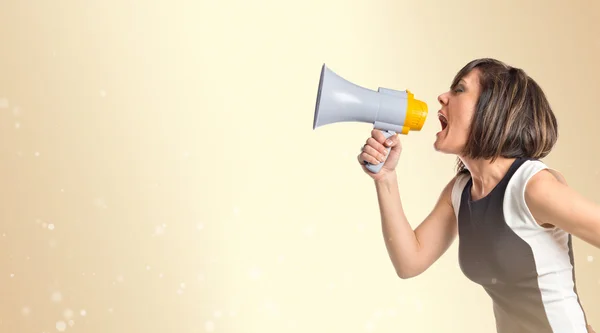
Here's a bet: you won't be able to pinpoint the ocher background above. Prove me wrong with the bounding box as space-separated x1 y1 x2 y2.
0 0 598 332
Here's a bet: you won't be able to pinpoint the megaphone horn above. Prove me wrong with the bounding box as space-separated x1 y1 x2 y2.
313 64 428 173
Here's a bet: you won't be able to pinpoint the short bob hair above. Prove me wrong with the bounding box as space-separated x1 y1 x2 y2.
452 58 558 174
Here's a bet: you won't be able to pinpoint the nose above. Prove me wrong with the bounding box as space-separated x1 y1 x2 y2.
438 92 449 105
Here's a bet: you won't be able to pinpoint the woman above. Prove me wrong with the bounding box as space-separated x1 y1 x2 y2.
358 58 598 333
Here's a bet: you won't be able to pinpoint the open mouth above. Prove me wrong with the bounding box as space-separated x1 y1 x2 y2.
438 111 448 130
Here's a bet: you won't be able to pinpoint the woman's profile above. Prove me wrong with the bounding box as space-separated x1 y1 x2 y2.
358 58 598 333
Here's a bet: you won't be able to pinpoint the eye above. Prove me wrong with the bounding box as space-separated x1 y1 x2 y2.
453 85 465 94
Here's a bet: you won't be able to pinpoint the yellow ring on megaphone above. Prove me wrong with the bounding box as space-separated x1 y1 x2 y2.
404 90 428 132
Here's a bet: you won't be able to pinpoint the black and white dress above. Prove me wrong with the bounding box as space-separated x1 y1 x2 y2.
451 157 589 332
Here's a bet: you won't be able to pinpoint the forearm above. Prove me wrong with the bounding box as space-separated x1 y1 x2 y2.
374 172 421 278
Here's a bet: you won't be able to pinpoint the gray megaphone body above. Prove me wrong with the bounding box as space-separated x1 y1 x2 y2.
313 64 429 173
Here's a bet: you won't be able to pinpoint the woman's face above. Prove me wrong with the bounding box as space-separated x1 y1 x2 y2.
434 68 482 155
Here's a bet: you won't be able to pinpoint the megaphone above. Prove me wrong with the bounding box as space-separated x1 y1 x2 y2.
313 64 428 173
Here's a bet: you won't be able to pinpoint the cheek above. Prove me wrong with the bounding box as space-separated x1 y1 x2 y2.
447 114 472 146
457 117 472 131
449 114 470 133
453 104 475 130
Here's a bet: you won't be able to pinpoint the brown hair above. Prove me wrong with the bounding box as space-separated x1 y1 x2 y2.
451 58 558 174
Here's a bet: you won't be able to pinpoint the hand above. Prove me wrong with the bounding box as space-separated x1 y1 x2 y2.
588 325 596 333
357 129 402 180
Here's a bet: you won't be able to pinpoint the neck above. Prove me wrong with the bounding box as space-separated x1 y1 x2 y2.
460 156 518 200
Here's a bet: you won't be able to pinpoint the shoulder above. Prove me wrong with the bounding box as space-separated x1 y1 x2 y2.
523 161 568 196
440 171 470 195
451 171 471 191
445 171 471 209
509 159 567 191
521 160 570 227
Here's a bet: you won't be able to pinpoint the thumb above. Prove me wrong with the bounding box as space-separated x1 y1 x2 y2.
384 134 401 151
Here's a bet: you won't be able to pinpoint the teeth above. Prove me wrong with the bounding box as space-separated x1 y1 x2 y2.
438 111 448 131
438 111 448 123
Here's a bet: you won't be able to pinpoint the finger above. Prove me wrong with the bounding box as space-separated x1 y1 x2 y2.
371 129 399 148
371 129 389 144
358 152 381 166
358 146 384 165
384 133 399 148
366 137 388 156
363 142 387 161
361 144 386 164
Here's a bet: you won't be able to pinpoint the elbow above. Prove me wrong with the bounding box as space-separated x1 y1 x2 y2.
397 272 417 280
396 268 420 280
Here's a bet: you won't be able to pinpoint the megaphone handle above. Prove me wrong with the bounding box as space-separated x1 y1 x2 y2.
365 130 396 174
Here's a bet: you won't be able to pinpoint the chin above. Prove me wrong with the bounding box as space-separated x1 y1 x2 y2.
433 144 451 154
433 135 447 153
433 129 461 154
433 143 448 154
433 139 458 155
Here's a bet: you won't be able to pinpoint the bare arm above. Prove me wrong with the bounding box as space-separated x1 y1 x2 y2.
526 169 600 248
374 172 459 279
